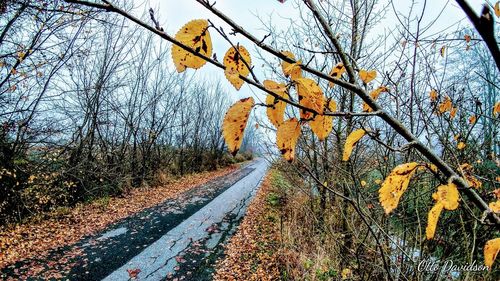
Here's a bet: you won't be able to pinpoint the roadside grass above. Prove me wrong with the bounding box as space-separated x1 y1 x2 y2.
215 167 362 280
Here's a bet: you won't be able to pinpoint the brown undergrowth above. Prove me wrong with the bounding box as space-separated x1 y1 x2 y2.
214 167 359 281
0 164 240 269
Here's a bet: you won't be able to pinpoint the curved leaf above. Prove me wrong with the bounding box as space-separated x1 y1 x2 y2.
222 97 255 155
378 162 419 214
264 80 288 127
276 118 301 162
342 129 366 161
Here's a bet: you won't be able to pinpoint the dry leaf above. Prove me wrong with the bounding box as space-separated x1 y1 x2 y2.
494 101 500 116
426 202 444 240
489 200 500 213
295 78 325 120
264 80 288 128
484 238 500 268
222 97 255 155
359 69 377 84
378 162 420 214
281 51 301 80
309 98 336 141
328 62 346 88
223 45 251 90
172 19 212 72
362 86 388 112
469 115 477 125
342 129 366 161
429 89 438 102
276 118 301 162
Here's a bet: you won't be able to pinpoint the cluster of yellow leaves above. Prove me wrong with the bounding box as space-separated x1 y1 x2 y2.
495 1 500 18
277 118 301 162
362 86 388 112
342 129 367 161
437 96 453 114
378 162 420 214
222 97 255 155
425 182 459 239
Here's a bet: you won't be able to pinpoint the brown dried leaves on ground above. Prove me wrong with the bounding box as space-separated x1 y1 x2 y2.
0 165 238 269
213 173 281 281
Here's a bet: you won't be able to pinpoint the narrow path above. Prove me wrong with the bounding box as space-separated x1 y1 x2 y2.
1 159 269 280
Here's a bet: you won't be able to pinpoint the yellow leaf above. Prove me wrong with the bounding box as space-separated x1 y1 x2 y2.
440 45 446 57
222 97 254 155
362 86 388 112
429 89 438 102
342 129 366 161
484 238 500 268
295 78 325 120
223 45 251 90
489 201 500 213
469 115 477 125
450 107 457 119
457 142 466 150
361 180 367 187
438 96 452 114
459 163 482 188
494 101 500 116
281 51 301 80
378 162 420 214
426 181 460 242
276 118 301 162
172 19 212 73
426 202 444 240
310 98 336 141
359 69 377 84
495 1 500 18
432 182 460 210
328 62 345 88
264 80 288 128
375 179 382 184
341 268 352 280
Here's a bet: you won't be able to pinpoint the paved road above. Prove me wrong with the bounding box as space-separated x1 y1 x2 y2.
1 159 269 280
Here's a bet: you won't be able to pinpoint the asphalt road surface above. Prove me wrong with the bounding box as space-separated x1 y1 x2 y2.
1 159 269 281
